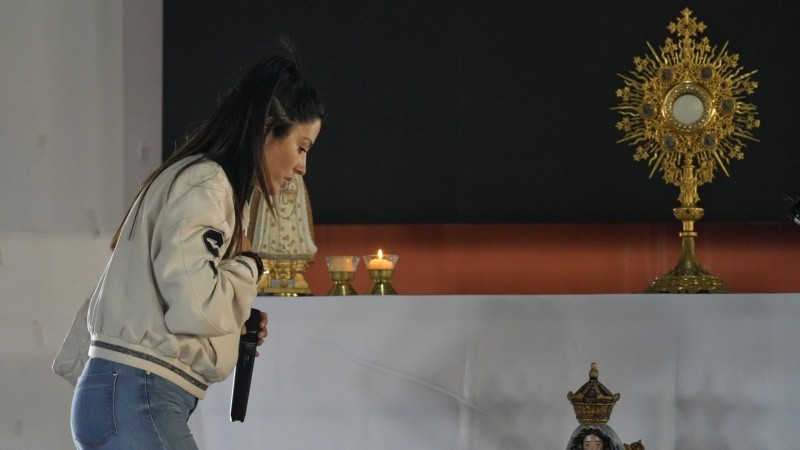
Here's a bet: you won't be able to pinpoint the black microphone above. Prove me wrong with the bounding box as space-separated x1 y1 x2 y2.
230 308 261 422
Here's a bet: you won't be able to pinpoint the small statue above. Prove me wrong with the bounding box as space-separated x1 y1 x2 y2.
566 363 645 450
248 174 317 296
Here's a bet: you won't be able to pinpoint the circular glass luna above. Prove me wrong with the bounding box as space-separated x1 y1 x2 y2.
663 82 714 133
672 95 704 125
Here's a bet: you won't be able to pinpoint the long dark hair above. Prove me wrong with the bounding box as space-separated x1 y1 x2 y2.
112 48 325 257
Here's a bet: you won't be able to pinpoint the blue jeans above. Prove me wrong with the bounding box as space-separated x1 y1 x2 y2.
71 358 199 449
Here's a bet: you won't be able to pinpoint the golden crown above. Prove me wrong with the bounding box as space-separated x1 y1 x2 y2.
567 362 620 425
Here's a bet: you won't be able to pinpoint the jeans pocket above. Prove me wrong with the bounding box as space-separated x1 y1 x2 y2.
72 371 118 447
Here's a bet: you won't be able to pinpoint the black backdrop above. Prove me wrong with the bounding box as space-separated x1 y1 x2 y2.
163 0 800 224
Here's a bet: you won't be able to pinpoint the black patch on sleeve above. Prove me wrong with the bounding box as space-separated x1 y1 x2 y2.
202 229 224 257
208 261 218 278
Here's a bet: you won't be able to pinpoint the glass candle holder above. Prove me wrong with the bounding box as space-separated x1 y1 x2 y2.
363 253 399 295
325 256 360 296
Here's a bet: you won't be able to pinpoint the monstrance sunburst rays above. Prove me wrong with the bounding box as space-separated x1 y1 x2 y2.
613 8 759 293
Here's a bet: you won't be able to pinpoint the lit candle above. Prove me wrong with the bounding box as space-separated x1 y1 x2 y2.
367 249 394 270
329 256 355 272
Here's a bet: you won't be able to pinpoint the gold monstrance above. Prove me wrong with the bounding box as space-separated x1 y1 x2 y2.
614 8 759 293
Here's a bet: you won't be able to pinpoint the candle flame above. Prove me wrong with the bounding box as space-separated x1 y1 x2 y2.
377 249 383 259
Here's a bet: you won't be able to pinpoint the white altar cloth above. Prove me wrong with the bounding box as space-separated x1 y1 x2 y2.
190 294 800 449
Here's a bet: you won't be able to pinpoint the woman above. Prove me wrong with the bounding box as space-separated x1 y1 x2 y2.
70 49 324 449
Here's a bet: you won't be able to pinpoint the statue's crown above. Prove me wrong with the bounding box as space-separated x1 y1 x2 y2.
567 362 620 425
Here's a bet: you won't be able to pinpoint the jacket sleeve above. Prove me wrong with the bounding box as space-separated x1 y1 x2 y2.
151 177 257 337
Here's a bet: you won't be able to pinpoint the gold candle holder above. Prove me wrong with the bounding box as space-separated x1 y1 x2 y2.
363 252 398 295
325 256 359 296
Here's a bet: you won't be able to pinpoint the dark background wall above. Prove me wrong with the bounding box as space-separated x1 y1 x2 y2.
163 0 800 224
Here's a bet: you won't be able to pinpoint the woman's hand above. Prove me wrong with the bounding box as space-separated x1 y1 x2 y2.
254 310 268 356
240 310 269 357
240 233 252 252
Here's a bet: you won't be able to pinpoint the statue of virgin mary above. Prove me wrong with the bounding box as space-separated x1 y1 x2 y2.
248 174 317 295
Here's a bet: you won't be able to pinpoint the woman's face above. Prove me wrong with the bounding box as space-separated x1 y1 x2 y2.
262 119 322 195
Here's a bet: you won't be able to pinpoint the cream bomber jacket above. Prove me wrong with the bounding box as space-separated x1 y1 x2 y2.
87 155 258 399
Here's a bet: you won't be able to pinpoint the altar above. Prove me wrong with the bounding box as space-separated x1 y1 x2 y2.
190 294 799 449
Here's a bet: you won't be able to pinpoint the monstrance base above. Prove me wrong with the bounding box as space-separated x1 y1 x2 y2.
646 272 728 294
